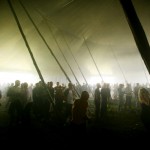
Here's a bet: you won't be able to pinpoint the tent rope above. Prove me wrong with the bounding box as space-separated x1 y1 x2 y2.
61 31 94 97
7 0 55 107
139 56 150 84
35 8 94 97
19 0 80 97
45 19 81 97
110 45 128 83
120 0 150 75
83 36 104 83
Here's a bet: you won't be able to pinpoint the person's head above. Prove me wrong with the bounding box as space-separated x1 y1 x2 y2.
15 80 20 87
56 82 59 86
68 82 73 89
81 91 89 100
96 83 101 88
50 81 53 87
138 88 150 106
126 83 131 87
119 84 124 88
24 82 28 89
102 83 107 88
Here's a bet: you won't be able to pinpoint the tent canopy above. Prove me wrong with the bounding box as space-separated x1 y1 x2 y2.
0 0 150 85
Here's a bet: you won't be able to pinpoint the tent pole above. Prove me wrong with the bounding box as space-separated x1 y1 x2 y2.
19 0 80 97
83 36 104 83
45 20 81 97
35 9 90 94
40 16 94 97
18 0 71 83
120 0 150 75
110 45 128 83
61 31 94 97
7 0 55 107
139 56 149 84
62 32 89 84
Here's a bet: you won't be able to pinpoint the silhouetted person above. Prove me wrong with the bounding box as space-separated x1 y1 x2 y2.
64 82 76 124
134 83 140 109
138 87 150 132
101 83 111 119
32 82 41 119
47 81 55 112
71 91 89 137
21 82 31 125
32 81 50 122
94 83 101 121
118 84 125 111
55 84 64 113
0 90 2 106
7 80 23 125
124 83 133 111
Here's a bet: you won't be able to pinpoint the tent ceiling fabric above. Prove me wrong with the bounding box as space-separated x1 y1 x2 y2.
0 0 150 84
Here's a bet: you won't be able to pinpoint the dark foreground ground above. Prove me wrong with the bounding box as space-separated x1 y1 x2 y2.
0 98 150 148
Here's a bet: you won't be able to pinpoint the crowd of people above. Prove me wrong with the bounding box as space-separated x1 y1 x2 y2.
0 80 150 134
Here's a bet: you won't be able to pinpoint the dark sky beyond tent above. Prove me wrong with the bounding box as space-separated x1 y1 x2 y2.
0 0 150 85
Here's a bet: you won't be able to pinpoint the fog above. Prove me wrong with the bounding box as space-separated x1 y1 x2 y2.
0 0 150 85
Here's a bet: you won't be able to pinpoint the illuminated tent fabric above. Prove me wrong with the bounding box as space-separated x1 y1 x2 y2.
0 0 150 85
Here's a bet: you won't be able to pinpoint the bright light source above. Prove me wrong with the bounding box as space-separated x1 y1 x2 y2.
89 76 102 85
103 76 115 84
89 75 116 85
0 71 39 84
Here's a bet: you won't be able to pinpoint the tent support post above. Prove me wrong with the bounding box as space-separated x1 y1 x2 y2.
83 36 104 83
110 45 128 83
120 0 150 75
62 32 94 96
19 0 80 97
45 20 81 97
7 0 55 107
